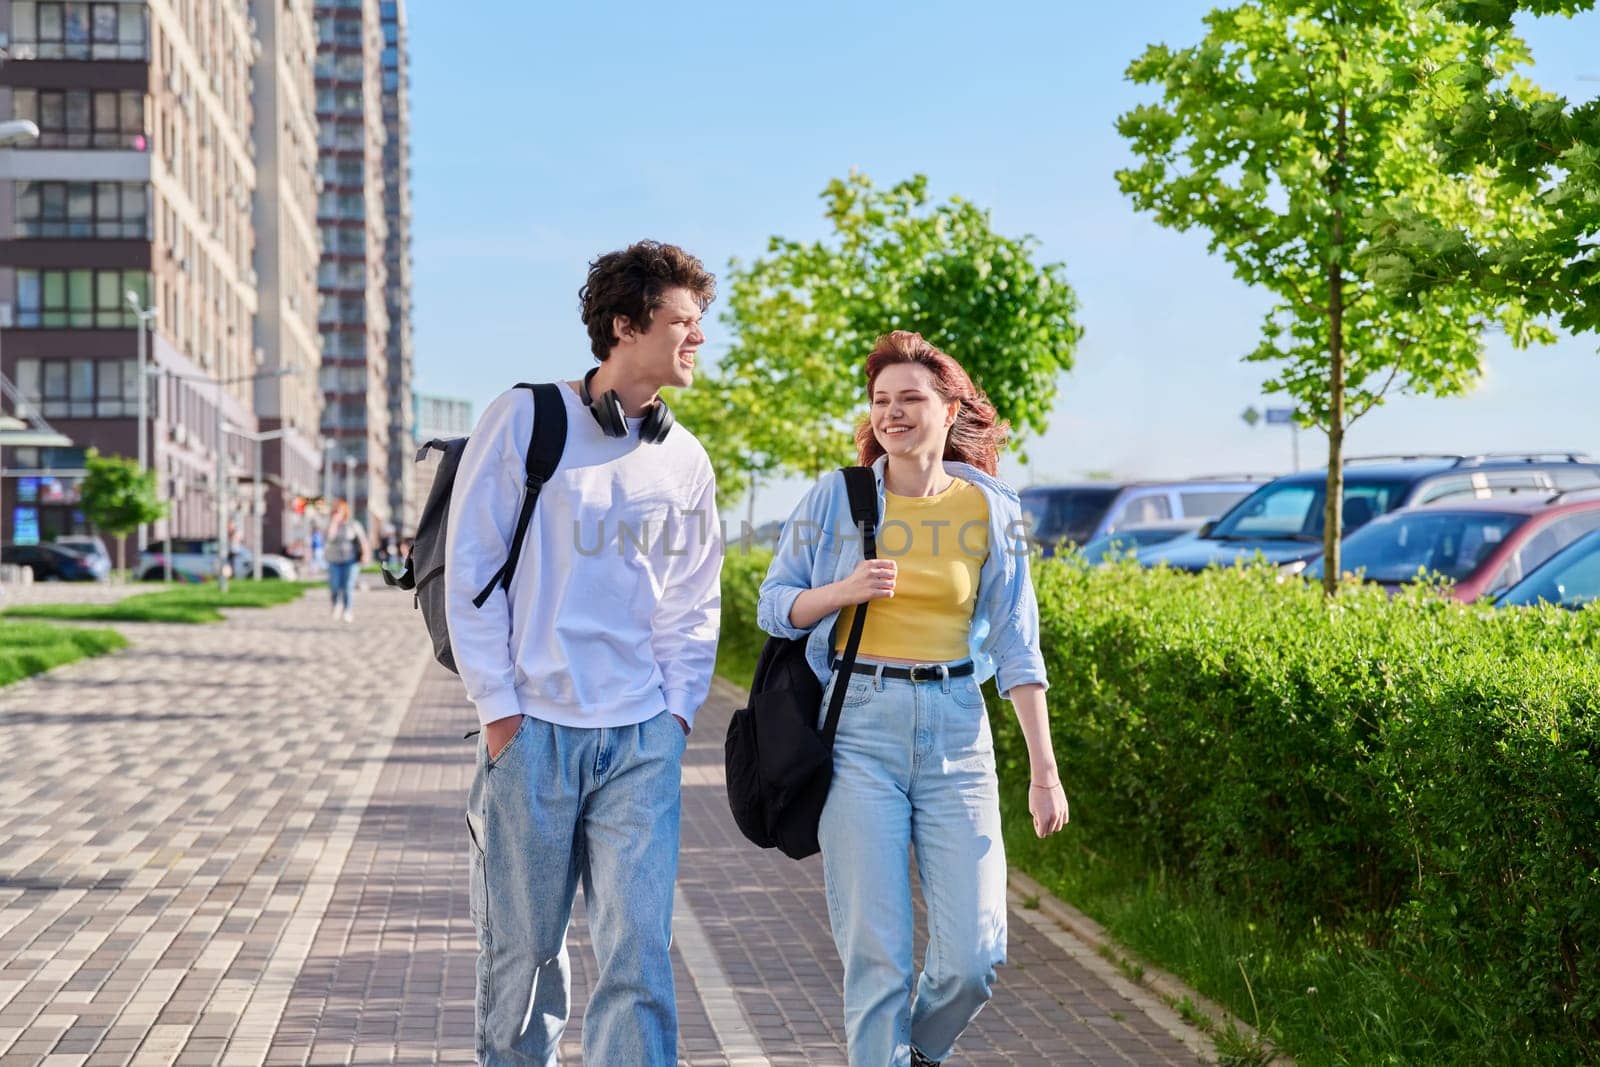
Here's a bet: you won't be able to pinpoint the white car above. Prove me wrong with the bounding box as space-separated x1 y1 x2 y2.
137 538 299 582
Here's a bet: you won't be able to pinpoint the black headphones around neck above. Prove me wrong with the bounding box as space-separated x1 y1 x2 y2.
580 367 675 444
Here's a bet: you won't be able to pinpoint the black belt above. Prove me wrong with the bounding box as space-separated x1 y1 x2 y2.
831 658 975 683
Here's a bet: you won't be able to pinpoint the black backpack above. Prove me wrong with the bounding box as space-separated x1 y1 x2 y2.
383 383 567 673
724 466 878 860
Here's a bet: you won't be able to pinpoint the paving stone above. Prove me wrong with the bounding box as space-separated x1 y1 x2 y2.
5 583 1212 1065
0 586 427 1066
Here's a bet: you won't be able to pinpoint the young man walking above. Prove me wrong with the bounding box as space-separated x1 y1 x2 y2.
446 241 721 1065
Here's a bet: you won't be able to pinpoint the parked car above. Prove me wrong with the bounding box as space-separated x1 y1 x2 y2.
1303 493 1600 601
50 535 113 580
1494 527 1600 610
137 538 299 582
1075 518 1208 564
0 542 104 581
1140 452 1600 573
1020 477 1268 556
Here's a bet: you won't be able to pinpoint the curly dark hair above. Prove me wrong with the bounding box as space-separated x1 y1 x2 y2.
578 241 716 361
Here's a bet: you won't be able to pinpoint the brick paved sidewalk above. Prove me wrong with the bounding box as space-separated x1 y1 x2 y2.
262 663 1207 1066
0 584 430 1067
2 584 1210 1066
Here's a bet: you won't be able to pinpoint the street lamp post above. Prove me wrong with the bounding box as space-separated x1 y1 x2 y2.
151 366 295 592
322 436 334 503
125 292 157 552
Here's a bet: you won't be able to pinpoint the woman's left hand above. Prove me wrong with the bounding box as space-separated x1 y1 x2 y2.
1028 781 1069 838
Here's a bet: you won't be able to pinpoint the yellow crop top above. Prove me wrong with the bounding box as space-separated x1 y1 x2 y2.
834 478 990 662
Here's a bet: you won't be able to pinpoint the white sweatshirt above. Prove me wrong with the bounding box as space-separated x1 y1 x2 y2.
444 381 721 730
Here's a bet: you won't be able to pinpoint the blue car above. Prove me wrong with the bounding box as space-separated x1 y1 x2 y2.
1494 527 1600 610
1076 519 1206 564
1140 452 1600 573
1021 478 1266 556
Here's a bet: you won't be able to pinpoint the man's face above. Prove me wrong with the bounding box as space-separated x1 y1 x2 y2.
615 286 705 390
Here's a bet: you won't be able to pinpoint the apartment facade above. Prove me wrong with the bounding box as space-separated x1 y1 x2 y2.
0 0 263 553
379 0 412 535
314 0 389 537
251 0 323 556
414 393 470 444
406 392 468 531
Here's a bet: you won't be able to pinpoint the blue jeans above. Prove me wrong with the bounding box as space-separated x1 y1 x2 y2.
818 661 1008 1067
466 710 687 1066
327 560 358 609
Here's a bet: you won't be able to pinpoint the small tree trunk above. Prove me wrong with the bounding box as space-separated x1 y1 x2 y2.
115 531 125 580
1323 102 1349 596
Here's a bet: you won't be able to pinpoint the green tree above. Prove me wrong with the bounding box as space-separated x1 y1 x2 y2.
1116 0 1553 592
673 172 1083 506
1362 0 1600 335
79 448 166 574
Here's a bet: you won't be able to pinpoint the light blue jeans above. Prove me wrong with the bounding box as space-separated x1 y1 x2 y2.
818 661 1008 1067
326 559 358 609
466 710 687 1066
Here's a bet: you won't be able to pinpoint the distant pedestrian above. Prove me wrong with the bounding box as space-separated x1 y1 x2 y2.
447 240 720 1065
310 525 326 576
757 330 1068 1067
324 500 368 622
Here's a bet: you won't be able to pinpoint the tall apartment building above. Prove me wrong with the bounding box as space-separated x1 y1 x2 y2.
414 393 471 444
0 0 263 552
252 0 323 556
314 0 389 537
379 0 412 534
406 392 468 525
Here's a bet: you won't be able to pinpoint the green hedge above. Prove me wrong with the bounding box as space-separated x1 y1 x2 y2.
718 550 770 688
1014 559 1599 1062
719 550 1600 1063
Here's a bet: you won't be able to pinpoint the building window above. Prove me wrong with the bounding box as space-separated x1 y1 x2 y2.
10 88 146 150
14 269 150 328
15 181 150 239
8 2 147 60
14 357 138 418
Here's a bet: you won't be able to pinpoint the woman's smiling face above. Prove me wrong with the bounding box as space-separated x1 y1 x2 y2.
871 362 957 462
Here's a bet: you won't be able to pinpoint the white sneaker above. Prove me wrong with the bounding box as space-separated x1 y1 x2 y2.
343 608 354 623
330 603 341 619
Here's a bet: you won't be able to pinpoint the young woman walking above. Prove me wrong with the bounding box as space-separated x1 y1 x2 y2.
323 499 368 622
758 331 1068 1067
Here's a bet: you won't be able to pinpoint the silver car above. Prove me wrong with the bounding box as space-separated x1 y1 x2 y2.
136 538 299 582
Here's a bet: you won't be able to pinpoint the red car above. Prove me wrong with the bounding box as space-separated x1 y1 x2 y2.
1305 491 1600 602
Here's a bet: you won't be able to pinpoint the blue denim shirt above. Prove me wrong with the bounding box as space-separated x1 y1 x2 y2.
756 455 1049 697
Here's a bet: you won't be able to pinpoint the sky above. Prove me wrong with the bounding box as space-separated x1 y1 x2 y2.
408 1 1600 525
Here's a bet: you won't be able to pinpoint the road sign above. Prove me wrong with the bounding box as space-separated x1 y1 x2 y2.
1264 407 1295 425
1240 406 1261 428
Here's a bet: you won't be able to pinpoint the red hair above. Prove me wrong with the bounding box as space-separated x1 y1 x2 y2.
854 331 1009 475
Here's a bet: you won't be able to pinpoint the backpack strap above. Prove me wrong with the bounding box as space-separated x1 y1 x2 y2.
471 383 568 608
821 465 879 746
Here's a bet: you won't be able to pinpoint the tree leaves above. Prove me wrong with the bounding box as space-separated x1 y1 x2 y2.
674 171 1084 505
1364 2 1599 335
1116 0 1554 589
78 449 165 572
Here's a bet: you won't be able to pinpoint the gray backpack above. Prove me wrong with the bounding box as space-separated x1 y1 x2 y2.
383 383 566 673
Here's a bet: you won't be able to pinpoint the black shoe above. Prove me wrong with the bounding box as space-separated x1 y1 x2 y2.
910 1049 941 1067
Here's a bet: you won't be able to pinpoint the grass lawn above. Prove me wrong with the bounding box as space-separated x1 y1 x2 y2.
0 621 127 687
2 581 315 625
999 814 1493 1066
